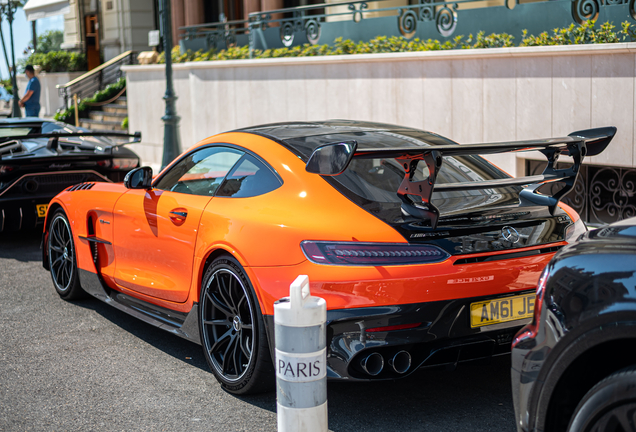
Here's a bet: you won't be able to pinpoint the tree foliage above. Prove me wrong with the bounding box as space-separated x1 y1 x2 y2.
34 30 64 54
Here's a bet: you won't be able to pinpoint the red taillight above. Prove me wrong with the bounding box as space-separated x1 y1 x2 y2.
300 241 449 266
0 165 15 174
366 323 421 333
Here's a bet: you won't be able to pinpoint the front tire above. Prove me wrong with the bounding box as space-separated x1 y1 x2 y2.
199 255 274 395
568 366 636 432
47 210 84 300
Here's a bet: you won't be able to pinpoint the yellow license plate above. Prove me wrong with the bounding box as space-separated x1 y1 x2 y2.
470 293 535 328
36 204 48 218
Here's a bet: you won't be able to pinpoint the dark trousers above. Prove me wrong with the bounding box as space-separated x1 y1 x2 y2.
25 105 40 117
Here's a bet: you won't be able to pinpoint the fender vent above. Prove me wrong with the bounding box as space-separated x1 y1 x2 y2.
67 182 95 191
87 215 98 266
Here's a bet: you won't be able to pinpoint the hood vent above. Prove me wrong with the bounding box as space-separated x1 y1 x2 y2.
67 182 95 191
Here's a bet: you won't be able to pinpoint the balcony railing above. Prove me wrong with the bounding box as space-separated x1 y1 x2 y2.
180 0 636 54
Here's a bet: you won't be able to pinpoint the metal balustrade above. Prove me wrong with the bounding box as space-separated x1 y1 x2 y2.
527 160 636 226
181 19 252 53
57 51 137 110
180 0 636 53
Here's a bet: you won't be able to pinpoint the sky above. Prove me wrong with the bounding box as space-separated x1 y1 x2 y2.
0 7 64 82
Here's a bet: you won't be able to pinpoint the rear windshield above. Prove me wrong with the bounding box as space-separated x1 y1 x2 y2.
335 152 512 204
285 129 518 205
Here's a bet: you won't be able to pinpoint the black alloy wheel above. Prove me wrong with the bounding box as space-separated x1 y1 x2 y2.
48 210 84 300
568 366 636 432
199 256 274 395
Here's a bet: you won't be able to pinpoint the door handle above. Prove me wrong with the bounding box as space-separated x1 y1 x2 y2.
169 208 188 226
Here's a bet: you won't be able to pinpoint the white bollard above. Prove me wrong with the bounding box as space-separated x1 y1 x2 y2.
274 275 328 432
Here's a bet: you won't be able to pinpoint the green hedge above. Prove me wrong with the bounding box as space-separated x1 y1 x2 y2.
19 50 87 73
159 20 636 64
54 77 126 124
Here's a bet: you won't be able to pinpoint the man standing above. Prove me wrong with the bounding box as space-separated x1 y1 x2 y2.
19 65 40 117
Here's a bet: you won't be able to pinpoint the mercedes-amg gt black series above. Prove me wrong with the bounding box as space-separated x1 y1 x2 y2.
0 118 140 233
512 216 636 432
42 120 616 394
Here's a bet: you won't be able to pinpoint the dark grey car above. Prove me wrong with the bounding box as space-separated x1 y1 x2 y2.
511 217 636 432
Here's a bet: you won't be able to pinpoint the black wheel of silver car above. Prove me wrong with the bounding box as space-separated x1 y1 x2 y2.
568 366 636 432
199 256 274 395
48 210 84 300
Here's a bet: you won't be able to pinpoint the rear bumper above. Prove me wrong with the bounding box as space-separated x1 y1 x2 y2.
0 197 50 232
264 291 532 381
0 170 117 232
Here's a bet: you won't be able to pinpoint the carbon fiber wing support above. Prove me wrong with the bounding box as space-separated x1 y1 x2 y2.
342 126 615 228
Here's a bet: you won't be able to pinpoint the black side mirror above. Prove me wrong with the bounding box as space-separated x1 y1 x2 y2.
124 166 153 189
306 140 357 176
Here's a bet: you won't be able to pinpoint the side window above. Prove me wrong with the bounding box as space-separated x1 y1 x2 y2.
216 154 282 198
154 147 243 196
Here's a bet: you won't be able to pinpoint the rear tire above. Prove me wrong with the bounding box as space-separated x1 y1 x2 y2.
47 210 84 300
568 366 636 432
199 255 274 395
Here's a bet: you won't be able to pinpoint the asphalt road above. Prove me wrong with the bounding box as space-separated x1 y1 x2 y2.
0 231 517 431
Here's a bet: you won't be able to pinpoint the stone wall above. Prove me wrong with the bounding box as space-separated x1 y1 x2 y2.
122 43 636 175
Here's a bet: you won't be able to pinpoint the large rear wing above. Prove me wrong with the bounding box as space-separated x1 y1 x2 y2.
0 131 142 152
305 126 616 228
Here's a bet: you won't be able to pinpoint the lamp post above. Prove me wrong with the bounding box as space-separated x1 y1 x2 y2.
158 0 180 169
0 0 21 118
0 13 11 83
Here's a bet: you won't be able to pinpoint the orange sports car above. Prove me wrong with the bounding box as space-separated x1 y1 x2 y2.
41 121 615 395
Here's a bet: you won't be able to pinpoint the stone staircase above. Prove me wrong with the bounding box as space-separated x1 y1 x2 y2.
79 96 128 132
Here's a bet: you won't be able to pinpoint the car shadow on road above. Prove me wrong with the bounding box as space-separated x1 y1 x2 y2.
69 297 516 431
324 356 515 431
239 355 516 431
67 295 280 412
0 230 42 262
69 296 210 372
67 295 516 430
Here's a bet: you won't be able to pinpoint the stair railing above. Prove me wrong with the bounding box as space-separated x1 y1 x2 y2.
57 50 137 110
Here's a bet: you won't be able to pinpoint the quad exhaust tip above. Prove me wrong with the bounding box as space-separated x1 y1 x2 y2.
389 350 411 374
360 352 384 376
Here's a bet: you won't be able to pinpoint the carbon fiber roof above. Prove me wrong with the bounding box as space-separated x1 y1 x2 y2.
236 120 458 159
